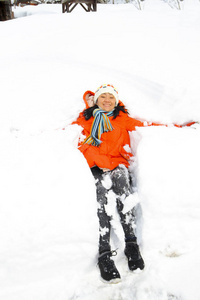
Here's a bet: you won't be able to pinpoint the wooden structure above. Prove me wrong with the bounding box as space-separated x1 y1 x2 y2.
62 0 97 13
0 0 12 21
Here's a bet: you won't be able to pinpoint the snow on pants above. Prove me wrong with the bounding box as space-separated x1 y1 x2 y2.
91 165 136 254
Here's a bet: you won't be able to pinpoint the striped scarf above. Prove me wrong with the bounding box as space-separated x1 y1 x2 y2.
83 108 114 146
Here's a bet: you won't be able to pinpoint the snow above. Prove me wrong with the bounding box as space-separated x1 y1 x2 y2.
1 0 200 299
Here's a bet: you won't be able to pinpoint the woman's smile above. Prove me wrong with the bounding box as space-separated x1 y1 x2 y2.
97 93 116 112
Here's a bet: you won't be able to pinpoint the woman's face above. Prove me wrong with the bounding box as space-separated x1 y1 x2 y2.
97 93 116 112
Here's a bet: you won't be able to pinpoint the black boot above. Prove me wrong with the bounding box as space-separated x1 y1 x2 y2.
98 250 121 283
124 242 145 271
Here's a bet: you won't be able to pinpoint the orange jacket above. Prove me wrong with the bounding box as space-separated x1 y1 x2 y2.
72 91 196 170
73 92 146 170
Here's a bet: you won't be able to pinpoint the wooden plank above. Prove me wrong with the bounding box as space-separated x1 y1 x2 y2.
62 0 94 4
80 2 90 11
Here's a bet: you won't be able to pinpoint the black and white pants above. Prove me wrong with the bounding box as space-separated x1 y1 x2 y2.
91 165 136 254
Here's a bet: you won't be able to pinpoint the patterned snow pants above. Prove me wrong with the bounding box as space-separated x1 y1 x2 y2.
91 165 136 254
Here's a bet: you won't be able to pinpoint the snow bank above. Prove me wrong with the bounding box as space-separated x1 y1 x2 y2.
136 125 200 300
1 1 200 299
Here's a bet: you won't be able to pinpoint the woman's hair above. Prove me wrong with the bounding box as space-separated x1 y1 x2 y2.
83 103 128 120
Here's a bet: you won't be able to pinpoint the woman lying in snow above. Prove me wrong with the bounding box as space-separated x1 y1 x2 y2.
72 84 196 283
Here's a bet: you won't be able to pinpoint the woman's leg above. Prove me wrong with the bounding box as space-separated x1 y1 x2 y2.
91 166 121 282
116 199 136 242
91 167 111 254
110 165 145 271
110 165 136 242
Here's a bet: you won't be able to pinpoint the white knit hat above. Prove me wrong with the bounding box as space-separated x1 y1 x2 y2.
94 84 119 106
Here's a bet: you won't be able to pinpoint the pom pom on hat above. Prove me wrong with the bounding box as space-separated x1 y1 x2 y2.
94 84 119 106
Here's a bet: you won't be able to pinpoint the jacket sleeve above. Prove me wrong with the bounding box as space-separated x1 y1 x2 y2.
125 115 148 131
125 114 169 131
125 115 197 131
71 112 85 126
72 90 94 125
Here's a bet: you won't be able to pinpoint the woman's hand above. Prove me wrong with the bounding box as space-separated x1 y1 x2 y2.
85 94 94 108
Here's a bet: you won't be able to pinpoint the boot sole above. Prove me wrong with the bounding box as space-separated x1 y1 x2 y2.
100 277 121 284
127 258 145 272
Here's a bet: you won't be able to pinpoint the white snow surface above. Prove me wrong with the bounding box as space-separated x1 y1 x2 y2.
1 0 200 299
